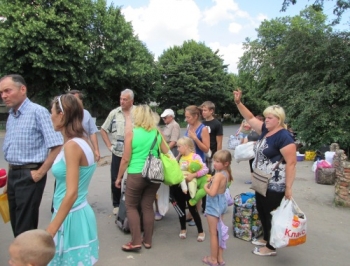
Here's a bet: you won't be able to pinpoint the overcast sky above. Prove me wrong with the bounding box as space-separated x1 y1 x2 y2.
107 0 344 73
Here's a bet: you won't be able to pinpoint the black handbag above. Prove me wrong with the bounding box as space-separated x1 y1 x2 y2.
141 131 164 183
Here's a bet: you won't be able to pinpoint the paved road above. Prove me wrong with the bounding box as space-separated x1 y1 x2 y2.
0 126 349 266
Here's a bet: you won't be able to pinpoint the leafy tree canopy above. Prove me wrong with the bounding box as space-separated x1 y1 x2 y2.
154 40 232 117
0 0 95 103
0 0 156 117
281 0 350 24
237 7 350 151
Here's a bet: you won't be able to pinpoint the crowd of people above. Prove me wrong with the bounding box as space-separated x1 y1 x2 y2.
0 74 296 265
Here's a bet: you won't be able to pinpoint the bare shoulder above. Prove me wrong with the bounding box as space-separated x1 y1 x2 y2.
64 140 83 155
214 171 226 182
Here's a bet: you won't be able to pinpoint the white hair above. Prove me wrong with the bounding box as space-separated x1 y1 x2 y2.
121 88 134 100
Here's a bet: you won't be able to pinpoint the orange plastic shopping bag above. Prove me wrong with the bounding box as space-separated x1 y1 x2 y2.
0 193 10 223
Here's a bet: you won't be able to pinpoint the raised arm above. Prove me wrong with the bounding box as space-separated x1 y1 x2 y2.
233 88 264 135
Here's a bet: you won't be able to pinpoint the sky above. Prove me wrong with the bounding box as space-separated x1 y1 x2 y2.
106 0 345 73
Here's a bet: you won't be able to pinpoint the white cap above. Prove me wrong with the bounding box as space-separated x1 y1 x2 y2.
161 109 175 117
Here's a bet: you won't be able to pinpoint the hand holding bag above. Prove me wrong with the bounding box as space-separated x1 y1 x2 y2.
142 131 164 183
0 193 10 223
251 137 283 196
270 197 307 248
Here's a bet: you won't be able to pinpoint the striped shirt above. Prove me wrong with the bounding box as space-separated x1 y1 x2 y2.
3 98 63 165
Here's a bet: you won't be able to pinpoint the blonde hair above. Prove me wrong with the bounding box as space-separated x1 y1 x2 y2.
263 105 286 127
11 229 55 266
132 105 157 131
177 136 195 153
213 150 233 182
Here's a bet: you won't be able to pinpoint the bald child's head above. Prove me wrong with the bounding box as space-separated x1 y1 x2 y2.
9 229 55 266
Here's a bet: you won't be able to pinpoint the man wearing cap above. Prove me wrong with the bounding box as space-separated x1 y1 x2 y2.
0 74 63 237
160 109 180 157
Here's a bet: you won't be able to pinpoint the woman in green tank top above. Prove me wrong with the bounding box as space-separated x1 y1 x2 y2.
115 105 169 252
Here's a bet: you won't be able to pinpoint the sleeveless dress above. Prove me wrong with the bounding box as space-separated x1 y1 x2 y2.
205 170 229 249
185 123 206 161
49 138 99 266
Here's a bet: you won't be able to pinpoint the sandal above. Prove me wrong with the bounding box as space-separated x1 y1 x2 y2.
252 239 267 246
197 232 205 242
179 230 187 239
142 242 152 249
202 256 218 266
218 261 226 266
252 247 277 256
121 242 141 252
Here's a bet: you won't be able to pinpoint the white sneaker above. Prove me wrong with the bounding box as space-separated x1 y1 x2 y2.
113 207 119 215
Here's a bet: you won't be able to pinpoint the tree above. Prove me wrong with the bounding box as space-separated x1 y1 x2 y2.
281 0 350 24
272 30 350 150
84 0 157 115
237 7 350 150
0 0 157 117
0 0 95 104
154 40 231 117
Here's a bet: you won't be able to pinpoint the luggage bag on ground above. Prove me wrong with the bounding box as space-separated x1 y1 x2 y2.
233 192 262 241
315 167 336 185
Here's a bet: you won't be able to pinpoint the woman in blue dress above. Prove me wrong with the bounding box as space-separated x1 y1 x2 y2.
46 94 99 265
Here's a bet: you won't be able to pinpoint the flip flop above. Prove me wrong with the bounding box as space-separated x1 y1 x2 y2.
179 231 187 239
142 242 152 249
252 247 277 256
121 242 141 252
197 232 205 242
202 256 219 266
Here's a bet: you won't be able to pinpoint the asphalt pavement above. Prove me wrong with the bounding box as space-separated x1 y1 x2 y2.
0 125 349 266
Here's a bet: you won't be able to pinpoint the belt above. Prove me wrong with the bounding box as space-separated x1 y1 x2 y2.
9 163 43 170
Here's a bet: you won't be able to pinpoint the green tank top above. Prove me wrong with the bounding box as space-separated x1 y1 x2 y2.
128 127 161 174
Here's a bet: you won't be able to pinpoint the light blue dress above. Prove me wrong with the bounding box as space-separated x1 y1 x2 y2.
205 171 228 218
49 138 99 266
205 170 229 249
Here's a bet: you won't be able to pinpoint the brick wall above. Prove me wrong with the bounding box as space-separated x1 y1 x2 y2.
333 145 350 207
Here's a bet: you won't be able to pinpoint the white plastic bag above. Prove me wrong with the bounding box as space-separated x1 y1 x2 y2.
325 151 335 165
234 142 255 163
228 135 240 150
270 198 307 248
311 161 318 172
157 183 169 216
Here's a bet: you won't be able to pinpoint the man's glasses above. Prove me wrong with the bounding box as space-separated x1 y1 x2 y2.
162 116 168 120
57 95 64 114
